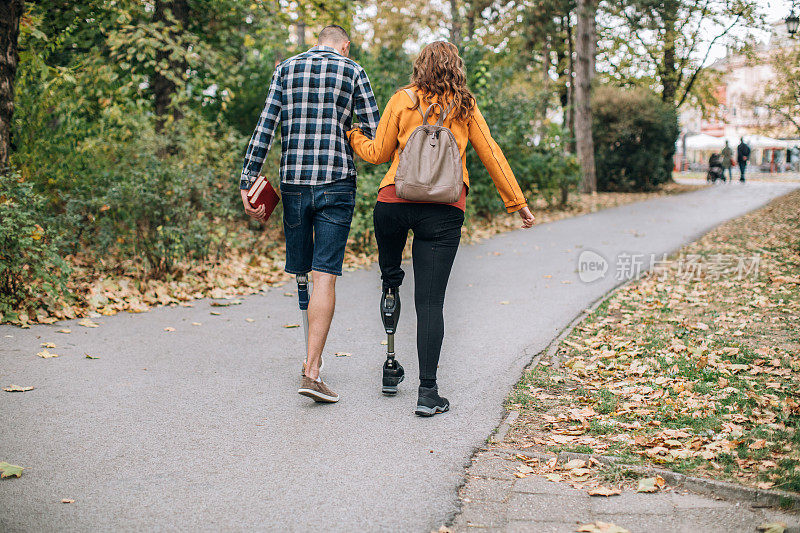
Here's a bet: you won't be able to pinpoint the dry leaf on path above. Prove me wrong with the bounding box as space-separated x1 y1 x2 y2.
84 353 99 359
3 385 34 392
283 324 300 328
0 462 24 478
57 329 71 334
78 318 99 328
587 486 622 497
245 318 255 322
563 459 587 470
210 311 221 316
61 499 75 504
636 476 665 493
191 322 201 326
757 522 786 533
335 352 351 357
40 342 56 348
545 473 562 482
576 521 630 533
36 349 59 359
163 327 175 332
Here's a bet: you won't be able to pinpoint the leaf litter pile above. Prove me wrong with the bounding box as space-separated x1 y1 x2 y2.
3 183 702 326
505 190 800 494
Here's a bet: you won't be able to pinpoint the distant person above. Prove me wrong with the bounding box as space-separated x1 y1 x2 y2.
239 25 380 403
347 41 535 416
721 140 733 182
737 138 751 182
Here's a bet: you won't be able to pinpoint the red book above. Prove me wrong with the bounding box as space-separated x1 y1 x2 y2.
246 176 280 220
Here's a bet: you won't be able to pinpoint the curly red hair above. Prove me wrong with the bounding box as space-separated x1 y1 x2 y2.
407 41 476 122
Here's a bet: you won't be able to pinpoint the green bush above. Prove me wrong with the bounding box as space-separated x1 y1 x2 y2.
592 86 679 191
0 172 70 322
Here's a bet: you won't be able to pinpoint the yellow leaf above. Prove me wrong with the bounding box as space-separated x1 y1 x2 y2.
587 486 621 497
283 324 300 328
78 318 100 328
36 349 59 359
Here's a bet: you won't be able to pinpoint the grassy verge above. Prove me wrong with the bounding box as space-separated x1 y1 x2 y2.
7 182 703 326
504 189 800 493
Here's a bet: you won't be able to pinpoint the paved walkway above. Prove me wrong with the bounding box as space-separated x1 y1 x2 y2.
1 181 797 531
453 450 799 533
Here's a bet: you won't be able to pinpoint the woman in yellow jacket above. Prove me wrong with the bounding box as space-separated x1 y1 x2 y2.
348 41 535 416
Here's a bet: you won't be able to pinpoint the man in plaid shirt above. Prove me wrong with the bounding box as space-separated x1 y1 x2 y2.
240 25 380 403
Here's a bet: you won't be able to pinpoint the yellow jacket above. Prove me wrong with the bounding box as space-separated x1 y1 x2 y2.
348 87 528 213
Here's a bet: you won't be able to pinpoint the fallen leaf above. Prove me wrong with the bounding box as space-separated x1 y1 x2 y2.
335 352 351 357
545 473 562 482
61 499 75 504
637 477 658 493
756 481 774 490
191 322 201 326
84 353 99 359
757 522 786 533
36 349 59 359
499 301 510 305
40 342 56 348
210 300 242 307
517 465 535 475
78 318 99 328
587 486 622 497
563 459 587 470
0 462 24 478
576 521 630 533
3 385 34 392
210 311 221 316
163 327 175 332
380 340 388 345
283 324 300 328
245 318 255 322
57 329 71 334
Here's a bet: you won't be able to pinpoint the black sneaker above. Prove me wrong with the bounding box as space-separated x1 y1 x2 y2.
415 386 449 416
382 358 405 395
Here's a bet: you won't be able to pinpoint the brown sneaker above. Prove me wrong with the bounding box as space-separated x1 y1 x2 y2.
298 375 339 403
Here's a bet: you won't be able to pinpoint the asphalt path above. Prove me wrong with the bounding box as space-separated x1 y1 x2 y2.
1 181 797 532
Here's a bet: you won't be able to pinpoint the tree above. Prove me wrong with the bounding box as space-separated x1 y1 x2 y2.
152 0 189 130
574 0 596 193
600 0 763 108
750 43 800 137
0 0 23 169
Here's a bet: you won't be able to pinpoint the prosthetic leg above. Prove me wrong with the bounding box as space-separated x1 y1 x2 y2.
381 287 405 395
297 274 323 374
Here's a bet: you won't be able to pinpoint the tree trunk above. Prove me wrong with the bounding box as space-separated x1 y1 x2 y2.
565 17 576 153
574 0 597 194
153 0 189 132
450 0 462 48
0 0 23 170
659 0 679 105
296 19 306 49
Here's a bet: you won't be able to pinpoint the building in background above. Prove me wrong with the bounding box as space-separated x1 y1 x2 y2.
677 21 799 172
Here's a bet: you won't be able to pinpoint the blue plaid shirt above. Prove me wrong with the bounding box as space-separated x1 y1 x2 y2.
239 46 380 189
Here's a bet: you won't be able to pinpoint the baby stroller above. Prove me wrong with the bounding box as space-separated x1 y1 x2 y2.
707 153 725 183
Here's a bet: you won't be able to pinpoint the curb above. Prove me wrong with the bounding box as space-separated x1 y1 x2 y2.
498 447 800 511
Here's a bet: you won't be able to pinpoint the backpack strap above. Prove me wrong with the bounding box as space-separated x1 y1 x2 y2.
403 89 424 120
437 99 456 126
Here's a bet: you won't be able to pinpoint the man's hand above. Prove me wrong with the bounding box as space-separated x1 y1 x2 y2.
518 206 535 228
241 189 267 221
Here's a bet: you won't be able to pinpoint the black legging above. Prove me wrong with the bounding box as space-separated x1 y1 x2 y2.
373 201 464 383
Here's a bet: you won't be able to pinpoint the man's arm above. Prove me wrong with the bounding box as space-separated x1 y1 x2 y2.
351 67 380 140
240 67 282 190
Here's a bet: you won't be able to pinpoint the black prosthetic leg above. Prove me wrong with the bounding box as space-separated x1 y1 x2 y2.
381 287 405 395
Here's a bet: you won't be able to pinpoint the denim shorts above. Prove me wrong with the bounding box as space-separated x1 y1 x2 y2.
280 178 356 276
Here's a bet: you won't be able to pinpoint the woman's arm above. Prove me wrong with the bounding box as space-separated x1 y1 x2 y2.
348 91 403 165
467 105 528 213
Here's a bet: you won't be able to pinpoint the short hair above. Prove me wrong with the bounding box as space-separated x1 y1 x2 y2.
318 25 350 45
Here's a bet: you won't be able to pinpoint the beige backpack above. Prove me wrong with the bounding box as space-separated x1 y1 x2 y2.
394 89 463 203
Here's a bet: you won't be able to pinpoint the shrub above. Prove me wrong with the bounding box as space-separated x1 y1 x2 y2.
0 172 70 322
592 86 679 191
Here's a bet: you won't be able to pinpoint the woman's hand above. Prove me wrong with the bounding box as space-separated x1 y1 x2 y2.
517 206 535 228
241 189 267 221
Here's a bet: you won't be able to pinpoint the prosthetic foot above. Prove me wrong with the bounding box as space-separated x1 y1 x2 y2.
381 287 405 395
